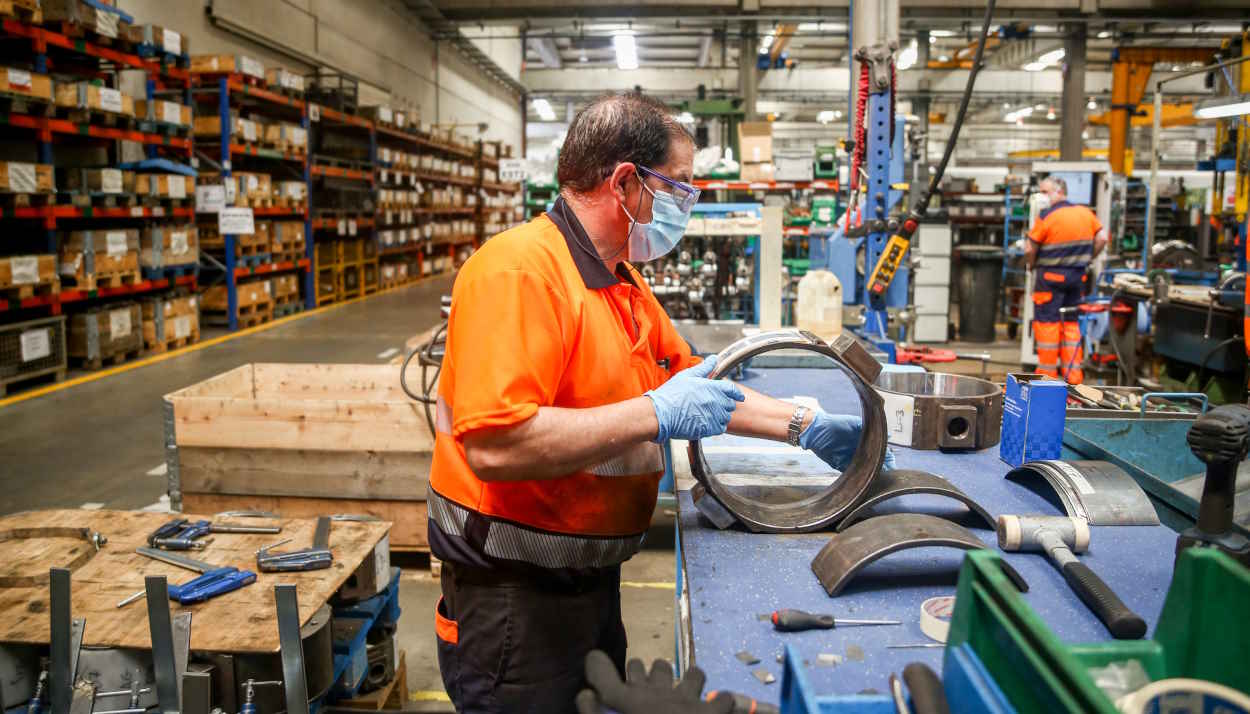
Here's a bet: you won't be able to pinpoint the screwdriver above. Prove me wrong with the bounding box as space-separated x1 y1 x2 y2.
705 691 779 714
771 609 901 632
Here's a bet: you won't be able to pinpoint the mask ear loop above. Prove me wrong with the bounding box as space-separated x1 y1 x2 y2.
611 172 653 261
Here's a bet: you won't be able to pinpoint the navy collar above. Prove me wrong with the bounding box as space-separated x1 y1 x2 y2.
547 196 635 290
1039 199 1074 220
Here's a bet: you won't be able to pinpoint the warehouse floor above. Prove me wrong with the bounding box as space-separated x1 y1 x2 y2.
0 276 676 711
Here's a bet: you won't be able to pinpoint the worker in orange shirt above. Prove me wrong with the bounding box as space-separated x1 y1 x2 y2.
1024 176 1108 384
428 93 890 713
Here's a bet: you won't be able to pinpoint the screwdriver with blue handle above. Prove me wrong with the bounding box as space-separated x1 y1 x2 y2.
116 547 256 607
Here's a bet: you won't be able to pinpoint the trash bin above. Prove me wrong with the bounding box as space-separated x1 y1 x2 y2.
955 245 1004 343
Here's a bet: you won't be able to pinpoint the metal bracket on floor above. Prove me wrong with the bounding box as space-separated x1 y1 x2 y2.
834 469 996 531
811 513 1029 596
1005 460 1160 525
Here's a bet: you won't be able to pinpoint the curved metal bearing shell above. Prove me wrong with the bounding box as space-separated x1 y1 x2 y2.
687 329 887 533
834 469 996 532
874 372 1003 450
811 513 1029 596
1005 460 1160 526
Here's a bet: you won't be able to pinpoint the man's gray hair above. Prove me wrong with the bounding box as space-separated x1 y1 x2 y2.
557 93 693 194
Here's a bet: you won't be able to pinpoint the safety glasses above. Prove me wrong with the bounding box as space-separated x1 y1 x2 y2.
638 165 701 213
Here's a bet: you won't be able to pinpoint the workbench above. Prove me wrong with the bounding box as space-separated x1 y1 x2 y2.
0 510 389 653
674 364 1180 704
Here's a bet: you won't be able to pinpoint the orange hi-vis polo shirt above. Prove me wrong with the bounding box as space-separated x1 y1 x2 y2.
1028 200 1103 270
427 195 698 574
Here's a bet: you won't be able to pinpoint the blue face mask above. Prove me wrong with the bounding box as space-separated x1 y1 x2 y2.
621 176 691 262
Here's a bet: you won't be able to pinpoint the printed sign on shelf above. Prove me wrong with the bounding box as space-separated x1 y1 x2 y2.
99 87 124 114
20 328 51 362
218 207 255 235
106 231 129 258
109 308 132 339
196 185 225 214
10 256 39 285
100 169 123 194
499 158 526 183
6 68 32 92
163 29 182 55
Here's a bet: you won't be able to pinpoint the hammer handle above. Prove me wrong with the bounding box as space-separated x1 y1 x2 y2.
1061 562 1147 640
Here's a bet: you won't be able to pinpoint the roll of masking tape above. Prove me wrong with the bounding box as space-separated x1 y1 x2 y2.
1116 678 1250 714
920 595 955 644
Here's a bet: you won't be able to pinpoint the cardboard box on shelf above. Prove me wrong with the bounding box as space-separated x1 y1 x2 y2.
190 54 265 79
62 168 134 195
124 24 187 55
774 149 814 182
54 82 135 117
0 162 55 193
1 67 53 102
738 122 773 164
135 174 195 199
265 67 305 94
140 224 199 269
738 162 774 183
135 99 191 128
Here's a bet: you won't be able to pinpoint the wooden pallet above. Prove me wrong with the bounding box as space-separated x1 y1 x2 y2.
0 367 64 397
270 196 307 211
47 19 137 52
74 346 141 371
0 92 52 119
61 269 141 291
338 650 408 710
55 105 137 129
0 280 59 302
62 191 138 208
0 191 56 211
146 330 199 354
274 248 305 264
203 301 273 328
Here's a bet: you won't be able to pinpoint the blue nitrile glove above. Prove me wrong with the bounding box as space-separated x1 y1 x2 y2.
799 410 897 472
646 356 745 443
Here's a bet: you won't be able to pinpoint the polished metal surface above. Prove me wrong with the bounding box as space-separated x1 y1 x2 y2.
49 568 76 714
144 577 179 714
811 513 1028 596
688 329 888 533
275 585 310 714
1005 460 1160 526
874 372 1003 450
231 604 333 714
834 469 996 531
75 649 158 710
312 517 331 550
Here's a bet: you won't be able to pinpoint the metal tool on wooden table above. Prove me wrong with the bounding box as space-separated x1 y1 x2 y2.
144 577 196 714
1176 403 1250 566
688 330 888 533
770 609 900 632
1005 460 1160 526
996 514 1147 640
834 469 996 532
116 548 256 607
873 371 1003 450
256 517 332 572
811 513 1029 597
147 518 282 551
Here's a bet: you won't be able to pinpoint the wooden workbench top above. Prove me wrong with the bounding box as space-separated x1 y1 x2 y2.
0 509 390 653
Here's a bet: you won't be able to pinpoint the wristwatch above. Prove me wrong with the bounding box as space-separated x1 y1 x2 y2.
786 405 810 447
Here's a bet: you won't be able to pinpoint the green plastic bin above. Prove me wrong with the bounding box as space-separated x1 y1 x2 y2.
945 549 1250 714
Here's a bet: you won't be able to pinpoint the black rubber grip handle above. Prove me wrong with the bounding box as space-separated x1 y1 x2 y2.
902 663 950 714
1061 561 1147 640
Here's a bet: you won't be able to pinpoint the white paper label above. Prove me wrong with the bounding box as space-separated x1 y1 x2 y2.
196 185 225 213
348 220 357 236
379 106 393 123
240 119 258 142
240 56 264 79
395 111 406 127
223 179 237 203
263 281 271 294
189 296 197 308
290 127 307 146
170 231 189 255
173 315 191 339
168 176 186 199
162 102 182 125
8 162 37 193
218 207 255 235
337 219 346 236
106 231 128 257
309 104 320 122
99 87 123 114
283 72 304 91
20 328 51 362
11 256 39 285
380 169 388 184
100 169 123 194
6 68 32 91
499 158 526 183
163 29 181 55
108 308 132 339
878 389 916 447
94 10 119 38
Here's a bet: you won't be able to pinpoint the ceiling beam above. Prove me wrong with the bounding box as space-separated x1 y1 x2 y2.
697 35 713 68
527 36 563 68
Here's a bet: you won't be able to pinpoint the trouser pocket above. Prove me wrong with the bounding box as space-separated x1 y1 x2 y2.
434 596 459 704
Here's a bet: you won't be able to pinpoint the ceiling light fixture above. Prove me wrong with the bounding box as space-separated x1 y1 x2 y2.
896 39 918 70
937 54 950 62
1087 98 1097 110
677 111 695 124
613 32 638 70
1023 61 1047 72
1038 48 1066 65
1046 107 1056 120
1194 94 1250 119
1097 30 1112 39
833 109 843 119
532 98 556 121
817 110 835 124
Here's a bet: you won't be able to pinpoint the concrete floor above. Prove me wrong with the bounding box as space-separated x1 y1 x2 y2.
0 275 677 711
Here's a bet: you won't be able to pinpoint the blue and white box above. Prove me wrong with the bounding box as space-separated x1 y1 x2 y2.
999 373 1067 468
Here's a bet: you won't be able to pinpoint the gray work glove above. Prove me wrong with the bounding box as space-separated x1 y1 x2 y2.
575 650 734 714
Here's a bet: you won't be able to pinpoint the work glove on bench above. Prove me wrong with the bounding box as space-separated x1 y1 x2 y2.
646 356 745 442
575 650 734 714
800 409 897 472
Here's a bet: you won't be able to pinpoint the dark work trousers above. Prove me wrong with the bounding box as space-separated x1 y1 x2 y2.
435 562 627 714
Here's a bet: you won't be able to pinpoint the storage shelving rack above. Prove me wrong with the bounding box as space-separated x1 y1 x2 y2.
190 72 312 330
309 103 375 305
524 179 557 220
0 17 199 372
409 130 477 278
1001 184 1030 338
477 139 522 255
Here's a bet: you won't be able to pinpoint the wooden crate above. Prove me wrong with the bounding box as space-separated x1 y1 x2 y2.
141 294 199 353
0 315 66 396
0 66 52 101
167 364 433 550
0 254 58 297
201 280 273 328
67 303 143 368
58 229 141 289
0 162 54 193
140 224 199 270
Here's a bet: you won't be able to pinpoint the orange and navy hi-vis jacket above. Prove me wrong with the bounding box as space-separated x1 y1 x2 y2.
1028 200 1103 270
427 196 698 576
